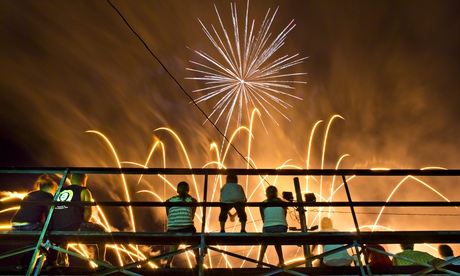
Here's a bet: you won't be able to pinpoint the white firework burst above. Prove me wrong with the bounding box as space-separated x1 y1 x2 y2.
186 1 307 136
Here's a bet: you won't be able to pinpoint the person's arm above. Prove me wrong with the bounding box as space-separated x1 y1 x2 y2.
259 206 265 222
239 185 247 202
165 198 171 216
81 188 92 222
43 193 54 217
191 197 198 220
281 198 288 216
219 185 226 202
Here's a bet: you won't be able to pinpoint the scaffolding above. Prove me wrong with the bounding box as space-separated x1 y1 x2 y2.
1 167 459 275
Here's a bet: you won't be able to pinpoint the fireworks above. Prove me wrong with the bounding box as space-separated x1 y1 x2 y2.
0 115 456 268
186 1 307 137
1 1 457 270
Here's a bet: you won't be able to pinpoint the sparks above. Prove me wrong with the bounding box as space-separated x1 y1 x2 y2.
186 1 307 137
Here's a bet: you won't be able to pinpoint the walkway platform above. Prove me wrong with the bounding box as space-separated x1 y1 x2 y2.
1 230 460 275
1 167 459 275
1 265 460 275
2 230 460 245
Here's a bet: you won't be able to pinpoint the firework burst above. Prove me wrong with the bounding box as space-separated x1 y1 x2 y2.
186 1 308 137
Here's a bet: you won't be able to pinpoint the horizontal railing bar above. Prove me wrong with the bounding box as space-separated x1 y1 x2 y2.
1 266 458 275
2 201 460 207
1 167 460 176
1 231 460 245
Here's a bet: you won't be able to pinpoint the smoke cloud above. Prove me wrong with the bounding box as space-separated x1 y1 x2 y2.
1 0 459 262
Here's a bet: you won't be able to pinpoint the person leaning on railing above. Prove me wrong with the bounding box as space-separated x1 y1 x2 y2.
438 244 460 265
11 174 58 270
45 173 109 269
312 217 353 267
256 185 288 268
392 243 441 266
365 244 392 266
219 174 247 233
164 181 200 268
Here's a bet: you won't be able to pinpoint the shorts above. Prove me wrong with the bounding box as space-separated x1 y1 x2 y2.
167 225 197 233
263 225 288 233
78 222 106 232
11 222 43 231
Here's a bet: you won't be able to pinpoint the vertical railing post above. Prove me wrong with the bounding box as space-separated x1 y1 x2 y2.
198 173 208 276
29 168 70 276
201 173 208 233
341 174 372 276
294 177 311 267
353 240 369 276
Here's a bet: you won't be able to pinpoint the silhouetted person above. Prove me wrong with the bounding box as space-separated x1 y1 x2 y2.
11 174 58 270
392 243 440 266
219 174 247 233
257 186 288 268
438 244 460 265
365 244 392 266
164 181 200 268
312 217 353 267
46 173 108 268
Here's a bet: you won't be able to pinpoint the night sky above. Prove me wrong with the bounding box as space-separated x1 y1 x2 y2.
1 0 459 168
1 0 459 261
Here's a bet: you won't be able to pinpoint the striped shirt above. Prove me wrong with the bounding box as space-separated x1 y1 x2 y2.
166 195 197 230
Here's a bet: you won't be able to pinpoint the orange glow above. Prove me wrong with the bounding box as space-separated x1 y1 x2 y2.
0 192 27 200
0 224 12 230
0 206 19 214
87 130 136 232
0 112 457 268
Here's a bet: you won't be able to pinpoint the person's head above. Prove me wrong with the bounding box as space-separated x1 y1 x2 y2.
226 174 238 183
71 173 88 187
177 181 190 199
34 174 51 189
320 217 333 230
365 244 389 262
265 185 279 201
400 243 414 251
36 174 58 195
438 244 454 258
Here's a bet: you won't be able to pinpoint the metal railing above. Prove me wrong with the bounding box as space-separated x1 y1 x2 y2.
1 167 459 276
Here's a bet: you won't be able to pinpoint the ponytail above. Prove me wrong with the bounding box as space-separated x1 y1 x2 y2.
266 185 285 202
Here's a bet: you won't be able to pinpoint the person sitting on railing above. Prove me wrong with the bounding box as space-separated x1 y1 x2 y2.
392 243 440 266
438 244 460 265
219 174 247 233
312 217 353 267
256 185 288 268
164 181 200 268
365 244 392 266
45 173 108 268
11 174 58 270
